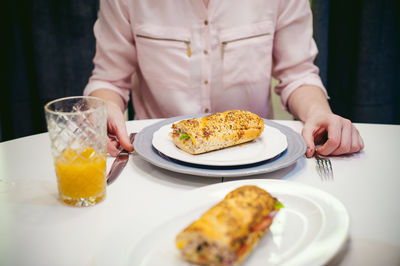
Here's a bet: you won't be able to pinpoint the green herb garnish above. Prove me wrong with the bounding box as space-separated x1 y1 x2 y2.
274 200 284 210
179 133 190 140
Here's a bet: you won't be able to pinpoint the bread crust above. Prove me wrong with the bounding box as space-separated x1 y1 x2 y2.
175 185 281 266
170 110 264 154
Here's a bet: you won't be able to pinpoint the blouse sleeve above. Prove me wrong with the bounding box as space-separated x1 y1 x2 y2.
83 0 137 105
272 0 328 110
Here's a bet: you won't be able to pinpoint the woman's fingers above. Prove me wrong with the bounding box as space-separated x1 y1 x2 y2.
302 113 365 157
114 123 133 152
331 119 352 155
301 124 316 158
349 126 364 153
107 137 120 157
317 119 364 156
106 102 133 155
316 117 341 156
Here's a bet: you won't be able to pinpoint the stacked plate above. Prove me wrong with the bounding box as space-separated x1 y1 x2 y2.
133 115 307 177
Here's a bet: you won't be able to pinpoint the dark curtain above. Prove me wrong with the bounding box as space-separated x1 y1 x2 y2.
1 0 99 142
312 0 400 124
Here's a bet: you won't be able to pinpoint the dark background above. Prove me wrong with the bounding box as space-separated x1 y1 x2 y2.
1 0 399 142
312 0 400 124
2 0 100 142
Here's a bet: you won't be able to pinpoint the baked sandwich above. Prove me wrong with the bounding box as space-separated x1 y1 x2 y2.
175 185 283 266
170 110 264 154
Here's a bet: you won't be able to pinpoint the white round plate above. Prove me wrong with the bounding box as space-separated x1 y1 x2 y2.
94 180 350 266
134 117 306 177
152 123 288 166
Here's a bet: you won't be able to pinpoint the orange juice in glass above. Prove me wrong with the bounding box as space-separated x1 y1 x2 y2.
45 96 107 207
55 146 106 206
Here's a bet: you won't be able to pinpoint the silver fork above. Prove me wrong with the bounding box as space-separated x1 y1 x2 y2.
315 152 334 181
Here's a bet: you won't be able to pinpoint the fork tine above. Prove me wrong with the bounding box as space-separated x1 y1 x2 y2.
316 161 326 180
321 159 329 180
321 161 328 179
316 157 325 180
315 155 334 181
326 159 334 179
323 159 331 180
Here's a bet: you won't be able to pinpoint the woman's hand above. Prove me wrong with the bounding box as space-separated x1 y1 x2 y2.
89 89 133 156
106 101 133 156
287 85 364 158
302 113 364 158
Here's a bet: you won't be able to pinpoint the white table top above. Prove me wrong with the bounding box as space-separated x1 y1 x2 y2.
1 119 400 266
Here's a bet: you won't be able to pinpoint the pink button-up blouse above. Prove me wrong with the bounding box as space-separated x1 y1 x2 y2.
84 0 326 119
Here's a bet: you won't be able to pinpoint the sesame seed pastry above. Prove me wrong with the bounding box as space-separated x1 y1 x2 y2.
170 110 264 155
175 185 283 266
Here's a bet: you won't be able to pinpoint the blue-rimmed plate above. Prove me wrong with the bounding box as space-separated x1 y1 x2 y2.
133 116 306 177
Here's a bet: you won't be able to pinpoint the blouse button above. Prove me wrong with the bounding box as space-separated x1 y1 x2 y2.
204 20 209 26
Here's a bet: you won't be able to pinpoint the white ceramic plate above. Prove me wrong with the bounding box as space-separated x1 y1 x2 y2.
134 118 306 177
94 180 350 266
152 123 288 166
